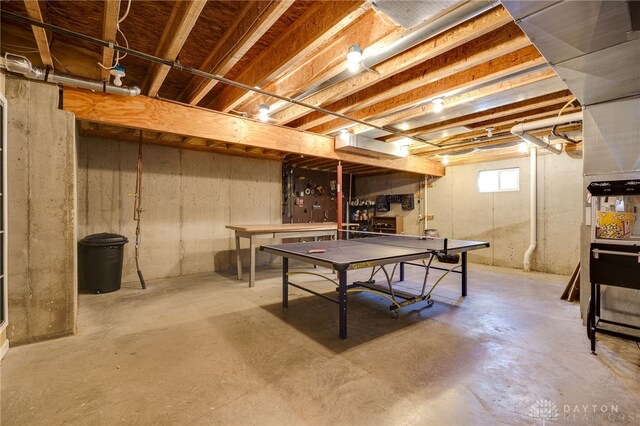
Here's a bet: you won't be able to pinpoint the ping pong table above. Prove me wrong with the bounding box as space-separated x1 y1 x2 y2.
261 232 489 339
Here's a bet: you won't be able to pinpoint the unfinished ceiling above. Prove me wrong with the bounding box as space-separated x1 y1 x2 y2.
0 0 593 173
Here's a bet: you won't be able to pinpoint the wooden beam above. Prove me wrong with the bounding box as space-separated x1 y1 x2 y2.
63 88 444 176
270 5 513 125
180 0 293 105
466 105 581 130
78 124 287 162
23 0 54 68
413 124 582 156
290 22 531 131
308 45 546 134
100 0 121 81
143 0 206 97
347 67 558 135
379 90 574 142
207 1 366 112
238 8 402 117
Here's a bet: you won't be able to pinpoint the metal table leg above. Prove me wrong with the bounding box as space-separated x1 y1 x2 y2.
283 257 289 308
461 252 468 297
338 270 347 339
590 281 597 353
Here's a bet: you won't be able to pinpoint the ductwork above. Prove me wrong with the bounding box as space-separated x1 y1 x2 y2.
335 132 408 159
2 53 140 96
510 111 583 155
270 0 500 116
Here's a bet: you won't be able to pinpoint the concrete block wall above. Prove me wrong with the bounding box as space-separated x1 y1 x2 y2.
427 153 583 275
6 76 77 345
354 172 424 236
77 137 282 283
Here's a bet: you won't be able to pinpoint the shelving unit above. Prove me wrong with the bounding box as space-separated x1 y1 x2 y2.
372 216 403 234
346 202 374 232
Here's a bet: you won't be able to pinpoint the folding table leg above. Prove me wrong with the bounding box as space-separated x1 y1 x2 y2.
283 257 289 308
461 252 468 297
338 270 348 339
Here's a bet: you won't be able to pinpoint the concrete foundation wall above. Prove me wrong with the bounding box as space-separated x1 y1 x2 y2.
427 153 583 274
6 76 77 344
77 137 282 283
0 71 5 356
354 172 424 236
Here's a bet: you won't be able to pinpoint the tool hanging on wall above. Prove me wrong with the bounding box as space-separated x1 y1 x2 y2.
133 131 146 289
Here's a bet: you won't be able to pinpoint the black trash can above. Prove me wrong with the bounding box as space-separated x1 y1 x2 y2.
79 233 128 294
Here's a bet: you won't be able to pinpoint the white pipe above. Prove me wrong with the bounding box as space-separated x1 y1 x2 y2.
510 112 582 155
523 146 537 271
3 53 140 96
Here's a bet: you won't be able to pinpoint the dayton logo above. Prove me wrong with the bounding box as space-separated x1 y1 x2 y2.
529 399 560 425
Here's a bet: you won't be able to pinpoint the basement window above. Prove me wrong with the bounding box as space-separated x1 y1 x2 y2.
478 168 520 193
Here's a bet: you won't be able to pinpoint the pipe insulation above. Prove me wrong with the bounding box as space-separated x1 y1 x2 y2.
3 53 140 96
510 112 583 155
523 146 537 272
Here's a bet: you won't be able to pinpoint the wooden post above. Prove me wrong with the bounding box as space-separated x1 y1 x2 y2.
337 161 343 239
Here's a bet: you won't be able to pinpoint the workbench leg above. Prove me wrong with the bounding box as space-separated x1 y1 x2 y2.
235 235 243 280
461 252 468 297
338 270 348 339
283 257 289 308
249 235 256 287
399 262 405 282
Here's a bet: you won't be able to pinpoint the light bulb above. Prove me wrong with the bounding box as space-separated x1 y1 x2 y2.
518 142 528 153
432 97 444 113
346 44 362 73
441 155 449 165
110 64 126 87
258 103 270 122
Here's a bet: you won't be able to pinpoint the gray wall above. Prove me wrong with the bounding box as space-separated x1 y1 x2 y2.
77 137 282 283
354 172 425 236
6 76 77 344
427 153 583 274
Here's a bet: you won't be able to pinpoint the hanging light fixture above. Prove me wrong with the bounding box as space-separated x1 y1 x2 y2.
110 64 126 87
258 103 270 122
346 45 363 73
432 97 445 113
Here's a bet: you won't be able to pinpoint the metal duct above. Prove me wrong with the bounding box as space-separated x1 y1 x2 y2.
3 53 140 96
271 0 500 115
335 132 408 158
510 111 583 155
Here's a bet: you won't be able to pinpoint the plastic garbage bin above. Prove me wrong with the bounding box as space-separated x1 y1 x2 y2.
79 233 128 293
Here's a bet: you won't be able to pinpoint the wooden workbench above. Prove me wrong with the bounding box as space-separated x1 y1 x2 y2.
226 223 337 287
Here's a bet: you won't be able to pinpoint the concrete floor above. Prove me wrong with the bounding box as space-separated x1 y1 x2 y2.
2 262 640 425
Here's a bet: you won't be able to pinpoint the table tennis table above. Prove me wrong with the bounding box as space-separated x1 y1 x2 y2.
261 232 489 339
